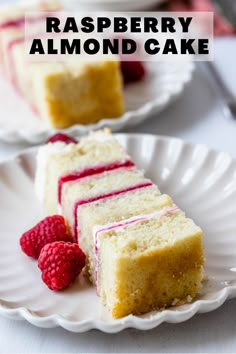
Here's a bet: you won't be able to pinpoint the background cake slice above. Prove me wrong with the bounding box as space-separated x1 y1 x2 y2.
31 59 124 128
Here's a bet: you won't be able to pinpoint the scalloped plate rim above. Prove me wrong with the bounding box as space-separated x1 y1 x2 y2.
0 61 194 144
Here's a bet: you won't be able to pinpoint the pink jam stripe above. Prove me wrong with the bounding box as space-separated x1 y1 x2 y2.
0 15 45 29
94 206 181 292
31 103 40 118
0 19 25 29
58 160 135 204
74 182 153 240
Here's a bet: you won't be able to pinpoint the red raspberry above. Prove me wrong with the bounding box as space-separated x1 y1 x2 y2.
120 60 146 84
46 133 78 144
20 215 73 259
38 241 86 290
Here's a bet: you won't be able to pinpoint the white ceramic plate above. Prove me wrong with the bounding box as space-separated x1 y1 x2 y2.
0 134 236 333
0 61 194 144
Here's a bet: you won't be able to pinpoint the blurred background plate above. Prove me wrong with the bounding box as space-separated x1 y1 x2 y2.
0 60 194 144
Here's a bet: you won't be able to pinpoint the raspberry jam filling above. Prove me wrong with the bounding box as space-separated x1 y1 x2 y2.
58 160 135 204
74 182 153 239
47 133 78 145
0 18 25 29
93 206 181 292
0 16 46 29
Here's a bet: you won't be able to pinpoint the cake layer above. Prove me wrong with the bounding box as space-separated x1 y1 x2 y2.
97 207 204 318
35 130 130 215
61 166 148 236
59 160 135 204
77 188 172 282
75 181 153 239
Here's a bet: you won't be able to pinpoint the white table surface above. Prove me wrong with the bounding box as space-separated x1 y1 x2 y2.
0 38 236 353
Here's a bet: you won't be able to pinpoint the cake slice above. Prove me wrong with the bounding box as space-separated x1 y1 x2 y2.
0 2 125 128
97 207 204 318
35 130 205 318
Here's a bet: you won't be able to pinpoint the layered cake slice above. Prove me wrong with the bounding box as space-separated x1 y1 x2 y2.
0 2 125 128
35 130 204 318
30 59 124 128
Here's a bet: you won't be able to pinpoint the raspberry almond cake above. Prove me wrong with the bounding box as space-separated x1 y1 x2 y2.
35 129 204 318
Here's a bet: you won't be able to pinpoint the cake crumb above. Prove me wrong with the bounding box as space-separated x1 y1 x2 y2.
186 295 193 303
171 298 180 306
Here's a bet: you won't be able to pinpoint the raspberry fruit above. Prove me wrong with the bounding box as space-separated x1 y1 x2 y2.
38 241 86 290
46 133 77 144
120 60 146 84
20 215 73 259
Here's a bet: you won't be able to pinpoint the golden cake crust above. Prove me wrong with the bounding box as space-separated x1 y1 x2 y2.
103 230 204 318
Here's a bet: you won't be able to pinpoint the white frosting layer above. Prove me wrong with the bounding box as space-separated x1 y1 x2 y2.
34 141 76 204
34 130 114 206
